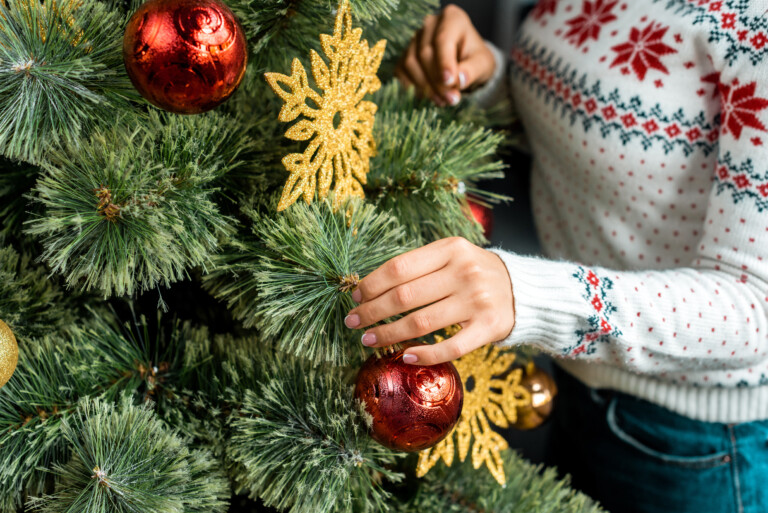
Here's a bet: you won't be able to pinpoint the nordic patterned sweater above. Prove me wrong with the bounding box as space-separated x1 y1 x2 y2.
473 0 768 423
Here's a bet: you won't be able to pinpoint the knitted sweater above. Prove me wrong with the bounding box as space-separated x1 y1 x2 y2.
474 0 768 423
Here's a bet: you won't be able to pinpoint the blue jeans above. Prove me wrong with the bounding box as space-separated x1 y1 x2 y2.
547 367 768 513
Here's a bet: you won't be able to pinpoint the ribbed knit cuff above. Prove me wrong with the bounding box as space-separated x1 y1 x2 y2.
468 41 509 109
488 249 587 354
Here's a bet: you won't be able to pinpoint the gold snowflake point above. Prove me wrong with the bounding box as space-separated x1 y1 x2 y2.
416 337 531 486
265 0 386 212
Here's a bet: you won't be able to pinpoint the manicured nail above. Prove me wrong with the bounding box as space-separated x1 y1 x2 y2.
351 289 362 303
344 314 360 328
458 71 467 89
403 353 419 364
447 92 460 106
443 69 455 86
361 333 377 346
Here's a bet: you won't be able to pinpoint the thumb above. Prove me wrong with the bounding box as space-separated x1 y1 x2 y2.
455 46 496 91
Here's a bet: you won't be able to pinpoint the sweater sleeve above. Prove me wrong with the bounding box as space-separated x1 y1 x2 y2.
491 40 768 379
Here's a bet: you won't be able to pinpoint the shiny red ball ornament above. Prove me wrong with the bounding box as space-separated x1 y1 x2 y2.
123 0 247 114
468 198 493 240
354 342 463 452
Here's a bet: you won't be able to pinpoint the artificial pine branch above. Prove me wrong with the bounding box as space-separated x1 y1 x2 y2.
25 113 246 297
205 199 411 365
0 335 80 512
0 0 136 164
0 245 77 339
0 309 175 510
367 86 508 246
364 0 439 76
28 396 230 513
227 353 402 513
402 449 605 513
0 157 39 243
230 0 404 72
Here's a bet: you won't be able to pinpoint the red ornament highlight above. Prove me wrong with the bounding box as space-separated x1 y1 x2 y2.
123 0 247 114
354 342 463 452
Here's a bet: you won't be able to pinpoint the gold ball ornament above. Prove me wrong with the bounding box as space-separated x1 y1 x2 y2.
511 363 557 430
0 319 18 389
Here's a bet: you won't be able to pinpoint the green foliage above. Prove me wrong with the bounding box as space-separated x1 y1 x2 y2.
227 353 402 513
365 0 438 75
205 199 411 365
231 0 411 72
0 309 183 511
0 245 75 339
402 449 605 513
0 335 81 512
0 0 135 163
368 86 507 246
0 157 38 242
26 114 245 297
28 396 230 513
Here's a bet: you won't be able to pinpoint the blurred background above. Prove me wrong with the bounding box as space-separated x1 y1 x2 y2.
436 0 551 464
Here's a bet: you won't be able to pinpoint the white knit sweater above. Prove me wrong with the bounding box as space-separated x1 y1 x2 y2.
474 0 768 423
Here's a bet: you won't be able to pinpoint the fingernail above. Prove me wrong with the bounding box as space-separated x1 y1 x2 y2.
443 70 455 86
344 314 360 328
351 289 362 303
403 353 419 364
361 333 377 346
447 92 460 106
458 71 467 89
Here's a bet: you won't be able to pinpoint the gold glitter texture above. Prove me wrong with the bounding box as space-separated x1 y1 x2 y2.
0 319 18 389
265 0 386 212
416 333 531 486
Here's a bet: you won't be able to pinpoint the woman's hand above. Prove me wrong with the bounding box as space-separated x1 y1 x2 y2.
344 237 515 365
395 4 497 107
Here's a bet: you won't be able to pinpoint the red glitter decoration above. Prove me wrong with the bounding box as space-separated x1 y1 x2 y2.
468 198 493 240
123 0 247 114
354 342 463 452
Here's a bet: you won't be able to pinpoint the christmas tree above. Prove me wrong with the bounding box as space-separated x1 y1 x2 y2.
0 0 605 511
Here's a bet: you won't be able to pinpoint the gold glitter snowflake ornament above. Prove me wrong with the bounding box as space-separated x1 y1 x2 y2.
416 331 532 486
265 0 386 212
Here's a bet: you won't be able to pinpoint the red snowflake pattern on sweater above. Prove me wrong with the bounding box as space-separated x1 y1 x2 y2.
719 80 768 140
532 0 559 21
564 0 619 47
610 22 678 81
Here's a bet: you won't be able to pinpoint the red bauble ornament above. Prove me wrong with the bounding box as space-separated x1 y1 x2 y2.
468 198 493 240
123 0 247 114
354 342 463 452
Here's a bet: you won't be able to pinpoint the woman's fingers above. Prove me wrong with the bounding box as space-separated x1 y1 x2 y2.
355 238 458 302
455 41 496 91
358 298 469 348
402 323 487 366
399 36 435 98
347 268 452 329
416 15 441 90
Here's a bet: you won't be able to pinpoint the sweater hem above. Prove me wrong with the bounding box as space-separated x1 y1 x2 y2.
558 359 768 424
